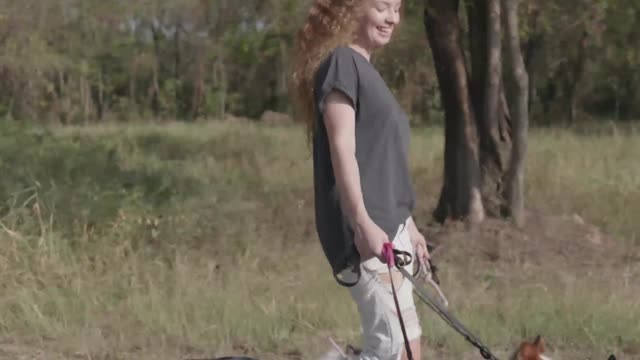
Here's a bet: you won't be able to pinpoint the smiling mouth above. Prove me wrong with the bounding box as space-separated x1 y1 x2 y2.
377 26 392 35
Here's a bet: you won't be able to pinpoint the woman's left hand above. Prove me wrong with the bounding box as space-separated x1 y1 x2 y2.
409 228 430 265
407 218 430 264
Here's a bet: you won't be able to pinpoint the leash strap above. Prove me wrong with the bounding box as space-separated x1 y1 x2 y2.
381 243 414 360
396 265 500 360
378 242 499 360
383 243 499 360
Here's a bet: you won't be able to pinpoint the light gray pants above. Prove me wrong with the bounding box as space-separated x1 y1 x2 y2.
347 218 422 360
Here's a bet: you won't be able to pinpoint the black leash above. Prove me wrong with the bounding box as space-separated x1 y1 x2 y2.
381 243 415 360
386 247 500 360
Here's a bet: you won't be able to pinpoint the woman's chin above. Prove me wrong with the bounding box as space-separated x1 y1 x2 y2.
374 34 393 47
371 39 391 48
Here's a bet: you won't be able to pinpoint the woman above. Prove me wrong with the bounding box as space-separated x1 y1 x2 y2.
289 0 430 359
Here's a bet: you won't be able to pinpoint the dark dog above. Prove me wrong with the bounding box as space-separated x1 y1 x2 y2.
189 343 617 360
186 357 257 360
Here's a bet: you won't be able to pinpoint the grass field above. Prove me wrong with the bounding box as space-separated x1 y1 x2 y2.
0 120 638 359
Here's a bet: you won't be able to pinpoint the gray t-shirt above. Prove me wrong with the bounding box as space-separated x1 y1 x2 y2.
312 45 416 282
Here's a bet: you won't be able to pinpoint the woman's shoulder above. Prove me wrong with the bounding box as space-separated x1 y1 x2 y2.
317 45 365 77
317 46 357 76
314 46 362 108
332 45 356 56
328 45 363 62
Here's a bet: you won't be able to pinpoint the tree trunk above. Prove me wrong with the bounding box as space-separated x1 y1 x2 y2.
190 46 205 119
79 69 91 124
84 75 92 123
467 0 488 125
129 62 137 112
213 48 227 119
469 0 512 217
207 2 226 120
174 20 182 118
424 0 484 224
56 68 67 124
523 4 543 110
568 33 588 124
150 23 162 117
97 67 104 120
503 0 529 227
277 38 289 112
425 0 523 226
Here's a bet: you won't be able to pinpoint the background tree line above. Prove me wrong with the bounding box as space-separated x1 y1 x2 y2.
0 0 638 125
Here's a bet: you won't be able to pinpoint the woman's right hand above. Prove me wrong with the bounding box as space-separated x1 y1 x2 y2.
353 217 388 262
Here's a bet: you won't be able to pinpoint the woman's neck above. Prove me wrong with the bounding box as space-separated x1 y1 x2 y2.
348 42 373 62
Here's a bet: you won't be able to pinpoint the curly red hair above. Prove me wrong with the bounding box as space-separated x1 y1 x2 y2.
288 0 362 146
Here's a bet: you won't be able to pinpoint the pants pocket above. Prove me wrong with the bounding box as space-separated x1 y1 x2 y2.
349 268 400 359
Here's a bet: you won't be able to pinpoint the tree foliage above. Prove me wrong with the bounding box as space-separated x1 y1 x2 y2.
0 0 637 123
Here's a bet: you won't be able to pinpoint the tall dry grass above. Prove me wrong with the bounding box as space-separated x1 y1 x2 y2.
0 120 637 359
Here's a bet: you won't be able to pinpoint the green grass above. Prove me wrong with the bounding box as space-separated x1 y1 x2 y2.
0 120 638 359
525 127 640 243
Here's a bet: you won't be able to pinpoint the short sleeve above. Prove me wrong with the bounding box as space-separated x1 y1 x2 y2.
314 46 359 114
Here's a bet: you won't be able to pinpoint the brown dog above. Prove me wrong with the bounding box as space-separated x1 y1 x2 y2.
511 335 617 360
511 335 551 360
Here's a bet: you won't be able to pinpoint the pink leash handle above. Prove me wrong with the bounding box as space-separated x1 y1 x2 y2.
382 242 395 267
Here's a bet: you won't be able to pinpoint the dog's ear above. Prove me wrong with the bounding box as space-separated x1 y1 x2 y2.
607 355 616 360
533 334 546 353
346 344 361 356
518 343 537 360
